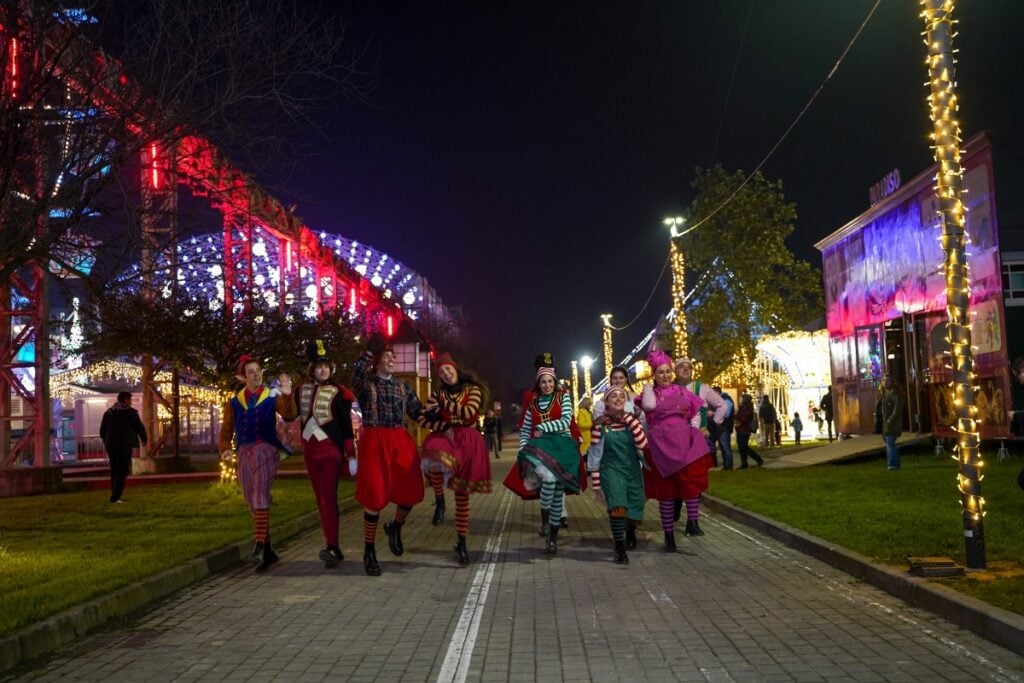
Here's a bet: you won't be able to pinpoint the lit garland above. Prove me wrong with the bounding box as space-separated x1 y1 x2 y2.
669 239 689 359
219 452 238 485
600 314 614 380
50 360 228 409
921 0 985 568
570 360 580 410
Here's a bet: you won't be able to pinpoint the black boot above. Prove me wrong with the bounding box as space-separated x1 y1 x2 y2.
613 540 629 564
432 496 446 526
255 539 279 572
248 541 264 563
625 524 637 550
454 535 470 566
363 542 381 576
685 519 706 536
319 546 343 567
664 531 677 553
672 498 683 523
538 509 550 537
384 520 404 556
546 524 559 555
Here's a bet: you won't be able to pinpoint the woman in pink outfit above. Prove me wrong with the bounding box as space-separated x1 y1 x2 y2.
636 349 712 551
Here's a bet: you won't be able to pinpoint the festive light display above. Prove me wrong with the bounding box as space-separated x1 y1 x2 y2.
219 452 238 485
580 355 594 398
664 218 689 359
570 360 580 410
921 0 984 568
600 314 614 380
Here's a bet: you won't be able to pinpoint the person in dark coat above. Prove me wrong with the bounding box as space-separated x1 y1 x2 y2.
820 390 835 442
99 392 147 504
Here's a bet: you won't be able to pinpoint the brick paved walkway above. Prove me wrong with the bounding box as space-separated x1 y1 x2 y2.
8 457 1024 682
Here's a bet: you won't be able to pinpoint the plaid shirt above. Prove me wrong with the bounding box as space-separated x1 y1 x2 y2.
352 352 423 427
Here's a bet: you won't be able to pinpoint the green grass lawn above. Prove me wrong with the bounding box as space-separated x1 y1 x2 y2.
708 446 1024 616
0 478 352 637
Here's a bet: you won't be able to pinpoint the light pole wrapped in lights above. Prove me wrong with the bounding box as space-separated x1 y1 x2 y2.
663 217 689 360
580 355 594 399
570 360 580 410
600 314 614 380
921 0 984 569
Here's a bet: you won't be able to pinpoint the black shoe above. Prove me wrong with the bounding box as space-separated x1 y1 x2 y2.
363 543 381 576
384 521 405 556
538 509 550 537
455 535 470 566
560 517 568 530
625 524 637 550
739 464 749 469
672 499 683 523
319 546 343 567
685 519 705 537
432 497 446 526
664 531 677 553
255 541 279 572
248 541 264 563
546 525 559 555
613 540 629 564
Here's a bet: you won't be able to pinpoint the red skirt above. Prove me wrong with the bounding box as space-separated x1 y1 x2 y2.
643 453 712 500
356 426 425 511
421 426 492 494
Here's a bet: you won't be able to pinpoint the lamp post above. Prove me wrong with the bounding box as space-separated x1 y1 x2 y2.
570 360 580 409
663 216 689 360
600 314 614 380
580 355 594 398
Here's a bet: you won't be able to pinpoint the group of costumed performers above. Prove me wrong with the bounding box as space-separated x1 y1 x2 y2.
638 349 713 551
219 355 298 572
351 333 426 576
295 340 357 568
418 353 493 565
504 353 586 555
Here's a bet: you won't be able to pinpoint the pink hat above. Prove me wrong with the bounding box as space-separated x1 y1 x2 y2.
646 349 673 370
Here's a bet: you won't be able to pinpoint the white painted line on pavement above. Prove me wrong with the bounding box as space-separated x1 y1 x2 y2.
436 489 514 683
706 513 1022 683
640 576 678 610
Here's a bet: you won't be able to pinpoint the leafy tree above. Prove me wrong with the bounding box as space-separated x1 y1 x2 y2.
679 165 822 381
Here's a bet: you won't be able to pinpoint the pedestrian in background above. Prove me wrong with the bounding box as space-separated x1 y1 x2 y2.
758 396 778 448
576 396 594 456
483 410 501 457
99 391 147 504
820 389 834 442
711 386 735 470
877 374 904 470
734 394 764 468
791 412 803 446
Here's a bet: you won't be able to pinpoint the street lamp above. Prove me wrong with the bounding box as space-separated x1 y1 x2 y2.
663 216 689 360
580 354 594 398
600 314 614 380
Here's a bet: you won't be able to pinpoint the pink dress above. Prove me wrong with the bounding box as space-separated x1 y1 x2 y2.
636 384 712 500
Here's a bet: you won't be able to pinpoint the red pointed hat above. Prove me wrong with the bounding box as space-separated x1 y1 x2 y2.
236 354 259 376
434 352 458 374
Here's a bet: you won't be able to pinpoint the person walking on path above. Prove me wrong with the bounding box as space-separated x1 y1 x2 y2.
351 333 426 576
877 374 904 470
710 386 735 470
791 412 803 446
504 353 582 555
734 393 764 468
637 349 712 550
588 386 647 564
758 396 779 448
294 340 356 569
219 355 297 572
99 391 147 504
820 389 835 442
418 353 492 566
483 410 501 457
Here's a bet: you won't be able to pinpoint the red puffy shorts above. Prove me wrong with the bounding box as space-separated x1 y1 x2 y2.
356 426 425 511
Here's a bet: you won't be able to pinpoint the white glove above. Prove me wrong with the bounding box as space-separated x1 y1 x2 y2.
347 457 358 477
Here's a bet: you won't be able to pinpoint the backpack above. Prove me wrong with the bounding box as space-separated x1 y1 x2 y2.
750 412 759 433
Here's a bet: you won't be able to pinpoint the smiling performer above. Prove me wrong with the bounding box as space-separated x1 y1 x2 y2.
418 352 492 566
295 339 356 568
506 353 581 555
219 355 298 572
636 348 711 552
352 332 426 576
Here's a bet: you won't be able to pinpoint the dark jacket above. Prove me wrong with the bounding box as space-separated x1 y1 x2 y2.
758 400 777 424
735 401 756 435
99 403 148 452
879 390 904 437
820 393 834 420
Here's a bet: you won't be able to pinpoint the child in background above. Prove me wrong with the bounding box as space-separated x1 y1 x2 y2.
792 412 803 446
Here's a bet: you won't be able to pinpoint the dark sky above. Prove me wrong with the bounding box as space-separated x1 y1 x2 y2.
278 1 1024 392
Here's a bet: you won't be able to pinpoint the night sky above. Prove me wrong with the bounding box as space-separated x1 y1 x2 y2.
274 1 1024 394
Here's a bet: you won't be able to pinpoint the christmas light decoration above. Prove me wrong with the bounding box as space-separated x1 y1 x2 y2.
570 360 580 410
663 217 689 359
580 355 594 398
600 314 614 381
921 0 984 569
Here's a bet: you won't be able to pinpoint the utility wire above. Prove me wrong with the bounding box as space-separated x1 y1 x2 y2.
608 253 670 331
709 0 755 164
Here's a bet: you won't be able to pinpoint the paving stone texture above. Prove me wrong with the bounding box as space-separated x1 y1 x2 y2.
7 458 1024 682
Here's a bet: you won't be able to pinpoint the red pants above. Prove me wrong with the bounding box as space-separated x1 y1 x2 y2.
356 427 425 512
303 438 341 547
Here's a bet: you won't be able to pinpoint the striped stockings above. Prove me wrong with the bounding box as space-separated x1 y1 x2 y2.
428 470 445 498
609 507 627 542
659 499 676 533
454 492 469 537
253 509 269 542
539 481 565 525
685 497 700 521
363 511 379 544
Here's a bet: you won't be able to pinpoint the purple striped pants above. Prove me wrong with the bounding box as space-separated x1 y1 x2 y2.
238 441 279 511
